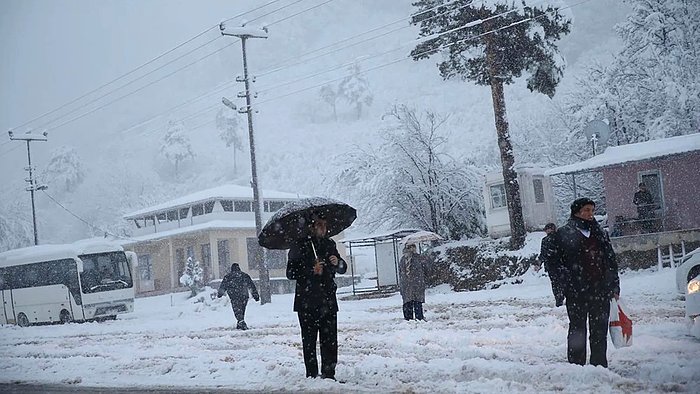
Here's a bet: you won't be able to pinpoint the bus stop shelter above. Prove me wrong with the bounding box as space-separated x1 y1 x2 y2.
340 228 421 296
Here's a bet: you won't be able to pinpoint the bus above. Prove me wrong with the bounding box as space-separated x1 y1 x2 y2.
0 239 137 327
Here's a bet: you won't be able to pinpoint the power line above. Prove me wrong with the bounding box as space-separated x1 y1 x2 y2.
11 25 219 132
254 0 591 108
42 190 137 241
220 0 287 24
257 0 472 77
255 0 524 94
239 0 309 25
266 0 336 26
10 0 293 134
100 1 342 139
44 39 240 133
35 35 223 131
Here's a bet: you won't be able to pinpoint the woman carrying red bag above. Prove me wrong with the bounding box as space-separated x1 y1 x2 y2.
548 198 621 368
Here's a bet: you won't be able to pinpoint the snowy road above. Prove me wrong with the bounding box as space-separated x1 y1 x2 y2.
1 268 698 393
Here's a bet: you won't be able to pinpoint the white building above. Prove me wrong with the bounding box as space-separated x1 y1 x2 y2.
483 164 557 238
122 184 308 295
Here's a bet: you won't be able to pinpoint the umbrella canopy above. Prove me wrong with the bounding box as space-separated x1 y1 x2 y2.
258 197 357 250
400 230 443 246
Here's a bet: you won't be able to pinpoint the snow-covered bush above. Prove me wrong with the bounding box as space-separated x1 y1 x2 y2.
433 238 536 291
179 257 204 297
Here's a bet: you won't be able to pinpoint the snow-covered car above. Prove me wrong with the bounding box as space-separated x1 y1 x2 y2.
686 274 700 339
675 248 700 294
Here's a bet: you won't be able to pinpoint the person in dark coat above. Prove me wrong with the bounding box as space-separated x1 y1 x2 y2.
217 263 260 330
540 223 564 306
633 182 655 233
549 197 620 368
286 212 347 380
398 243 429 320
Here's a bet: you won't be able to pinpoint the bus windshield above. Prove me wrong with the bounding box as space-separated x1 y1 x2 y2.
79 251 133 293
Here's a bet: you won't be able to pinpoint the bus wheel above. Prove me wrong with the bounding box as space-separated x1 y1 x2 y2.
17 313 30 327
59 310 72 324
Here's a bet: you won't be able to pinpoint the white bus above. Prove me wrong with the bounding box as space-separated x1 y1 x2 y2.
0 239 136 327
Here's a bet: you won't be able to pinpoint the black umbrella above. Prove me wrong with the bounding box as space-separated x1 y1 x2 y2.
258 197 357 250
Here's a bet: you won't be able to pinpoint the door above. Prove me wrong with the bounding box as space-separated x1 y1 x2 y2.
639 171 664 211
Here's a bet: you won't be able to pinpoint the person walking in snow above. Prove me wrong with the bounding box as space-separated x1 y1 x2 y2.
549 197 620 368
286 212 347 380
398 243 429 320
540 222 564 306
217 263 259 330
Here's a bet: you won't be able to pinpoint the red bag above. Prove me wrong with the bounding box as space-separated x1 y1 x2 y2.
609 298 633 348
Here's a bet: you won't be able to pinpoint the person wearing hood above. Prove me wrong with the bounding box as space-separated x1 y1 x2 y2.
398 243 429 320
549 197 620 368
217 263 259 330
286 212 347 381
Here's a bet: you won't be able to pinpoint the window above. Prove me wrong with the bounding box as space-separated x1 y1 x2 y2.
639 170 664 210
267 249 287 269
156 212 166 223
133 219 142 229
176 248 185 278
186 246 195 262
234 200 252 212
220 200 233 212
166 210 178 221
179 207 190 219
490 184 507 209
533 178 545 204
217 240 230 278
138 254 152 280
201 244 211 280
268 201 285 212
191 204 204 217
204 201 215 214
247 238 262 269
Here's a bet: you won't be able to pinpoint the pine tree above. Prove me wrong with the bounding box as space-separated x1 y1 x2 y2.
338 63 374 120
179 257 204 297
159 120 195 178
216 108 244 174
410 0 571 248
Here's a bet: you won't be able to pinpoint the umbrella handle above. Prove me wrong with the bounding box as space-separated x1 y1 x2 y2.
310 239 319 260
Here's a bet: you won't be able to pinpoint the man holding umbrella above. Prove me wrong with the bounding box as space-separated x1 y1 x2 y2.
286 211 347 380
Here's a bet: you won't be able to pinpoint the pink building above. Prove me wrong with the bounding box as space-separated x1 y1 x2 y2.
546 133 700 265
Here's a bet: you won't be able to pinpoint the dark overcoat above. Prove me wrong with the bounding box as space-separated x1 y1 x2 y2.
286 236 347 313
550 217 620 299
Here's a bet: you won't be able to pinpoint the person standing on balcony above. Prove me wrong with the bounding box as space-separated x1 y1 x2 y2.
633 182 656 233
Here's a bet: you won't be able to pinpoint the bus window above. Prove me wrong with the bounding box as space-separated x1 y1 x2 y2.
79 252 132 293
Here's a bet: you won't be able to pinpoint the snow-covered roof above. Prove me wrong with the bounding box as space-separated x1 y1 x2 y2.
545 133 700 176
121 220 257 244
0 240 125 268
339 228 423 243
124 184 306 218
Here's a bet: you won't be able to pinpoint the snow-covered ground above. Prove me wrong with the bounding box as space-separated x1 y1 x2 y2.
1 268 698 393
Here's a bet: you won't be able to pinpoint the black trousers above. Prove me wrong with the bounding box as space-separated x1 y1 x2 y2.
565 291 610 367
403 301 424 320
230 297 248 323
297 309 338 378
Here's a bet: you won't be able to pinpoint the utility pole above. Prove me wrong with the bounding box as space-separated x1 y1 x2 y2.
220 22 272 304
8 130 48 245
